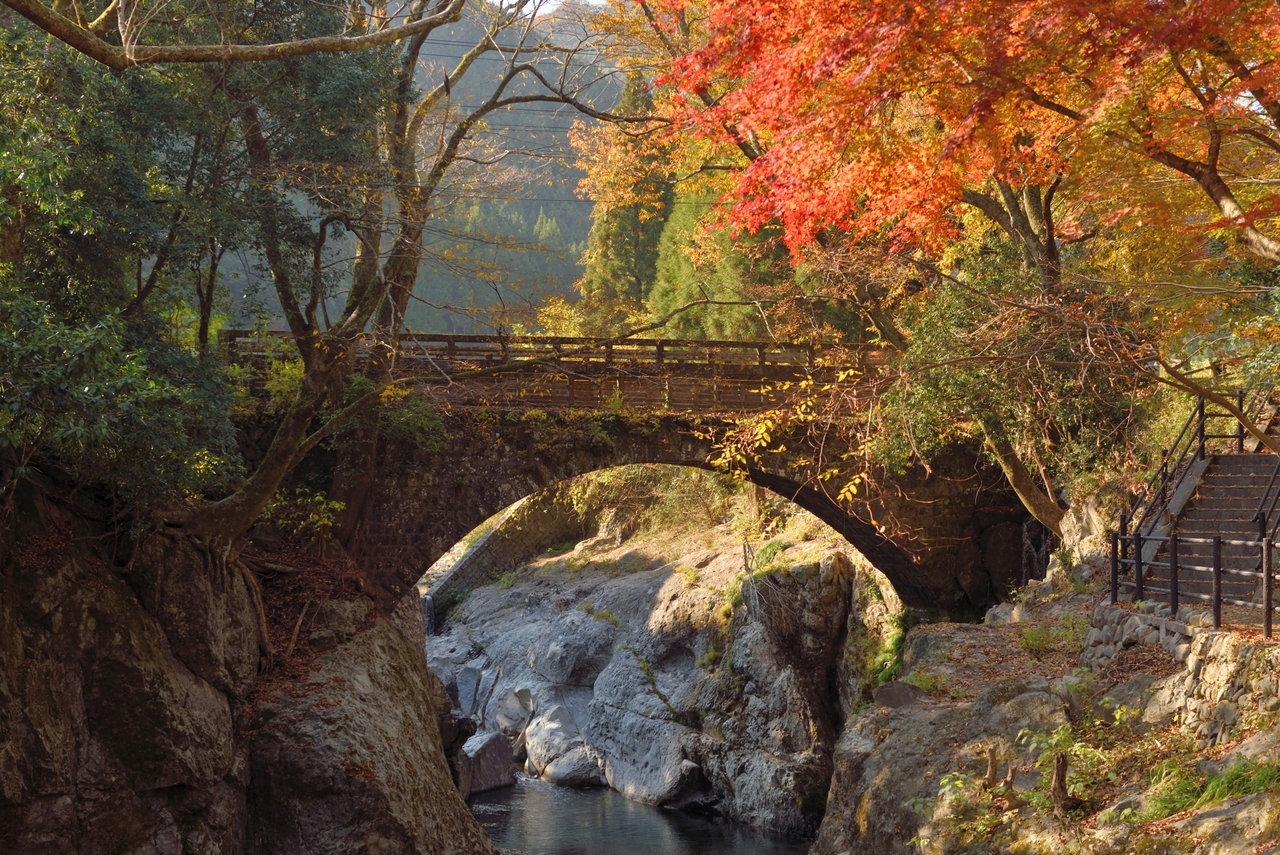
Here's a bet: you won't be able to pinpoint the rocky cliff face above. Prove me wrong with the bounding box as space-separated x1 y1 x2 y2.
248 595 495 855
0 479 493 855
0 482 258 854
812 575 1280 855
429 518 902 837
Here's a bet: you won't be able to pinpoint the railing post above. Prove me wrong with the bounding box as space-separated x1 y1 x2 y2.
1134 532 1145 602
1160 452 1170 508
1119 513 1129 568
1110 533 1119 605
1169 534 1179 615
1265 538 1274 640
655 341 665 369
1198 396 1207 460
1213 535 1222 630
1238 389 1246 453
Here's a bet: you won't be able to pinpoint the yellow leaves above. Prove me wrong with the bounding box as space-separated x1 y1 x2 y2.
380 385 409 403
836 472 865 504
752 417 773 448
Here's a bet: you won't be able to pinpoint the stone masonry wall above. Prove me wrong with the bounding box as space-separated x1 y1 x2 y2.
1080 602 1280 748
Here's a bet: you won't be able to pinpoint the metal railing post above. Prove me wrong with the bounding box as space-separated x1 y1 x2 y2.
1198 396 1207 460
1161 452 1170 507
1238 389 1246 453
1119 513 1129 567
1213 536 1222 630
1110 533 1119 605
1265 538 1274 640
1134 532 1145 602
1169 533 1179 615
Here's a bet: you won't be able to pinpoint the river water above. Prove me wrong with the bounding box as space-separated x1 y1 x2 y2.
470 776 812 855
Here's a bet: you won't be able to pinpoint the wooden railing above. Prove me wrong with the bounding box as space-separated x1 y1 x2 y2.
219 329 831 373
218 329 881 414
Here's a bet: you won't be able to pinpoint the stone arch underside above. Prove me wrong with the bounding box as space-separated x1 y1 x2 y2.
335 410 1026 619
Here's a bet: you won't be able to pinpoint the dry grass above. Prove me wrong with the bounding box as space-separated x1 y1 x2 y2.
1098 643 1184 683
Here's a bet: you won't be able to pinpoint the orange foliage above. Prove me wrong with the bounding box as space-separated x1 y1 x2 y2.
664 0 1280 265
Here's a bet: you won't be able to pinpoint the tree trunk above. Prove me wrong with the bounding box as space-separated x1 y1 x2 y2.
981 419 1065 538
983 746 999 790
329 424 379 549
188 375 328 547
1051 751 1071 817
0 185 25 267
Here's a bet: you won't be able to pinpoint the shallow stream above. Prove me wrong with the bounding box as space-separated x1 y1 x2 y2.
470 776 812 855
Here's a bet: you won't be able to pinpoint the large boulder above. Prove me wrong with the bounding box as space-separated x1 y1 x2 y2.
541 746 604 788
528 612 617 686
247 597 496 855
457 732 516 796
810 676 1068 855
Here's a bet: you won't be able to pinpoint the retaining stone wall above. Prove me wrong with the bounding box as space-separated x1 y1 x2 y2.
1081 602 1280 748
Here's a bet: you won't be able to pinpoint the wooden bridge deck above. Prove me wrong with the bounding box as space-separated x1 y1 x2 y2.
221 330 880 414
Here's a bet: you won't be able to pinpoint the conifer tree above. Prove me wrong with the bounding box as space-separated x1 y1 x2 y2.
576 72 673 334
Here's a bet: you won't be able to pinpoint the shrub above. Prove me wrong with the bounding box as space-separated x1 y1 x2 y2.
903 667 947 696
1019 625 1056 657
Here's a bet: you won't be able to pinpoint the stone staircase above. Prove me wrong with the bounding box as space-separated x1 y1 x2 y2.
1115 391 1280 625
1158 454 1280 606
1138 394 1280 614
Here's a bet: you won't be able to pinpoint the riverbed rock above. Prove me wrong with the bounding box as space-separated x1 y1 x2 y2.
542 745 605 787
431 536 872 837
458 732 516 796
529 611 617 686
525 704 588 778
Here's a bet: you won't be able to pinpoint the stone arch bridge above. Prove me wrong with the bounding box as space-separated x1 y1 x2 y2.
227 332 1032 619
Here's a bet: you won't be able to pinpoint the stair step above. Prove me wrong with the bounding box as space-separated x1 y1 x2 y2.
1212 454 1279 465
1190 484 1273 492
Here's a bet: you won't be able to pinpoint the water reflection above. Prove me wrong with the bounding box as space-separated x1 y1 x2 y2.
470 776 811 855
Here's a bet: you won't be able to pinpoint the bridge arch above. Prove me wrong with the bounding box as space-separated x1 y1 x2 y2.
335 409 1027 619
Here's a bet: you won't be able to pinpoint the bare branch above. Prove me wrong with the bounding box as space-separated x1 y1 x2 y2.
4 0 466 69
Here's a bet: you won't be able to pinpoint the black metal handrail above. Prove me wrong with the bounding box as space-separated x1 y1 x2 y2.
1111 532 1276 635
1120 388 1268 547
1110 384 1278 636
1253 458 1280 541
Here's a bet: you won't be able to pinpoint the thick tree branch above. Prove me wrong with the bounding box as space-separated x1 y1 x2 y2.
3 0 465 69
1203 35 1280 131
1142 141 1280 263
